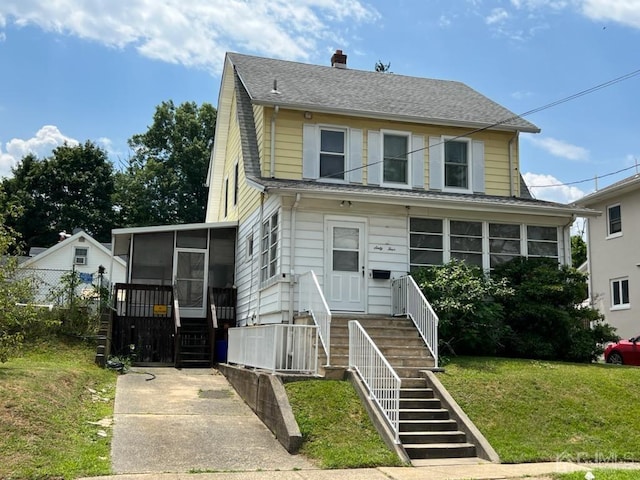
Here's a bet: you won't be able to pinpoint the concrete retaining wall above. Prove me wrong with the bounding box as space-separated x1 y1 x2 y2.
218 364 303 453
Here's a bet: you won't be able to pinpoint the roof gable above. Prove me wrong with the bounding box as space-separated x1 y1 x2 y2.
227 52 539 133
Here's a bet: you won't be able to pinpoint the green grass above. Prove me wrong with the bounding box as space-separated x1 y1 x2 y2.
438 357 640 464
554 470 640 479
284 379 404 468
0 337 117 480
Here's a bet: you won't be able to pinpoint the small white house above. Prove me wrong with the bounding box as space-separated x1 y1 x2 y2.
19 231 126 303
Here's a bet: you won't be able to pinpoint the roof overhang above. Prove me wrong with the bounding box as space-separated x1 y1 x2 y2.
574 174 640 207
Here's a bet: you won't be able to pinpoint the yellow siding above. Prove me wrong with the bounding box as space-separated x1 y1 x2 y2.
260 109 517 196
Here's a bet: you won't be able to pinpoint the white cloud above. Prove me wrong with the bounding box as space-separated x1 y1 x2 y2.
486 8 509 24
525 136 589 161
523 172 586 203
581 0 640 29
0 125 79 178
439 15 452 27
0 0 379 74
511 90 534 100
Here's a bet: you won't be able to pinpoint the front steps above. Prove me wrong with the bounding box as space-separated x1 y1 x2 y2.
324 314 476 461
177 317 212 368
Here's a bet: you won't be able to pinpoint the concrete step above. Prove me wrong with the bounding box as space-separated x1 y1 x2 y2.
400 430 468 444
400 377 427 388
400 408 450 420
403 443 477 459
399 419 459 432
400 397 441 409
400 388 435 399
386 356 436 368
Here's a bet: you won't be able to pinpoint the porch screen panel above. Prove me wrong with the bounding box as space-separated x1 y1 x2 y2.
131 232 174 285
209 229 236 288
176 229 208 249
489 223 521 268
409 218 443 272
450 220 482 267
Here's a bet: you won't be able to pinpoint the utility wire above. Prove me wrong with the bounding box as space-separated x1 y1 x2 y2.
529 164 638 188
324 66 640 181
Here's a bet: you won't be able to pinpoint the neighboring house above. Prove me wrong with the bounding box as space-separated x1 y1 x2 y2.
575 174 640 339
205 50 593 326
19 230 126 303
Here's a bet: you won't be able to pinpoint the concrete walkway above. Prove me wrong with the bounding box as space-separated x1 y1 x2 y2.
81 367 640 480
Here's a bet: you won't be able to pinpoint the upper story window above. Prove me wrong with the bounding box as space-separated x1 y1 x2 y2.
320 129 345 180
607 204 622 237
74 247 88 265
444 139 470 190
233 162 239 206
383 133 409 185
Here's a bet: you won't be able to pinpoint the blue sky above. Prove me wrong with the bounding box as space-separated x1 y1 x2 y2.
1 0 639 206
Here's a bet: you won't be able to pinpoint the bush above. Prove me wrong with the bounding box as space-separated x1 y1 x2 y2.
413 260 513 356
47 271 102 338
492 257 617 362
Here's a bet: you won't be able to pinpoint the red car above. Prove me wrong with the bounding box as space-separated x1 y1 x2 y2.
604 335 640 366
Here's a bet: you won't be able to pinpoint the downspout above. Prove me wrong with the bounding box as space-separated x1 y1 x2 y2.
288 193 301 323
270 106 279 178
256 192 265 325
508 131 518 197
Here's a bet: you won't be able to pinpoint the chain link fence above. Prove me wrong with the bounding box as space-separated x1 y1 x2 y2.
15 267 111 306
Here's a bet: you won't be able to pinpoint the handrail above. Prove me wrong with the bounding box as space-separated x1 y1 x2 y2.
298 271 331 365
173 285 181 367
348 320 401 443
391 275 439 368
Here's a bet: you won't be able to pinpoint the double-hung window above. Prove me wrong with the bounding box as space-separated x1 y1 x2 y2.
320 128 346 180
450 220 483 267
444 138 471 190
527 226 558 260
607 204 622 237
383 132 409 185
74 247 88 265
260 212 279 282
409 218 443 271
611 278 630 309
489 223 521 268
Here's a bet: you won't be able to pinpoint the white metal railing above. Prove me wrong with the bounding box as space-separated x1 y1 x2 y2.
391 275 439 368
227 324 319 374
348 320 401 443
298 271 331 365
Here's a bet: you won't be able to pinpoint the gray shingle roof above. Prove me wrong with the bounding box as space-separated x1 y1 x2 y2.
234 71 262 178
228 52 539 133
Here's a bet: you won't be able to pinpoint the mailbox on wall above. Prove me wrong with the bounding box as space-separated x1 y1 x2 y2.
371 269 391 279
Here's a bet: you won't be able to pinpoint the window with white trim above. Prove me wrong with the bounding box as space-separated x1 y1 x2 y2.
74 247 88 265
489 223 521 269
320 128 346 180
409 218 443 271
526 226 558 260
233 162 239 206
450 220 483 267
383 132 409 185
246 234 254 262
444 138 471 190
224 177 229 218
260 212 279 282
607 204 622 237
611 278 630 308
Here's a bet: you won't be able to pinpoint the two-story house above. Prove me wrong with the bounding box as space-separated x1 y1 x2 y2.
206 50 591 327
575 174 640 339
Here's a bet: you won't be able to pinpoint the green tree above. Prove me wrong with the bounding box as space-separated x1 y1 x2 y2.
414 260 514 356
571 235 587 267
115 100 217 226
1 142 116 249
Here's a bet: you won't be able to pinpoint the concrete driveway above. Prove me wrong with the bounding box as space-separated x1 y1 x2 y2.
111 368 313 474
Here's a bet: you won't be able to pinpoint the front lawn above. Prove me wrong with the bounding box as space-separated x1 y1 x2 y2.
438 357 640 463
0 338 117 480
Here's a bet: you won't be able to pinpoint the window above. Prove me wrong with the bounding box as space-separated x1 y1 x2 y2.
224 178 229 218
246 234 254 262
383 133 409 185
234 162 239 206
527 226 558 259
320 129 345 180
409 218 443 271
489 223 521 268
611 278 630 309
607 204 622 236
444 138 470 190
74 247 88 265
260 212 279 282
450 221 483 267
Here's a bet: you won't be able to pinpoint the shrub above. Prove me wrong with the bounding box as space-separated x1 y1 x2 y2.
413 260 514 356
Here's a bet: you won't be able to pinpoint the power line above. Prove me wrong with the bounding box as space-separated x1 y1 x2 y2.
326 66 640 180
529 164 638 188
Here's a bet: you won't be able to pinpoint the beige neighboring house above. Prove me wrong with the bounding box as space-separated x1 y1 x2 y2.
575 173 640 339
19 230 126 303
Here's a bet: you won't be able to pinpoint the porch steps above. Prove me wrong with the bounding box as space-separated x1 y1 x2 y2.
325 314 476 461
177 318 212 368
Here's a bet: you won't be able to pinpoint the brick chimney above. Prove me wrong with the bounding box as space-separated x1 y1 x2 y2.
331 49 347 68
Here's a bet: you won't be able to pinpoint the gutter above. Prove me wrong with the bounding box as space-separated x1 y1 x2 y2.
288 193 301 323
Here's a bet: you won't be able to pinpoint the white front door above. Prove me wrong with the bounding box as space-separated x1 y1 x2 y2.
174 249 207 318
326 220 366 312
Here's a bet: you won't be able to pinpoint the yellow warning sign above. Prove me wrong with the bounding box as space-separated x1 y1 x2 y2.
153 304 168 315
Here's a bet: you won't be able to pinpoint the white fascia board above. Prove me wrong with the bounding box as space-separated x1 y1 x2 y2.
112 221 238 237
